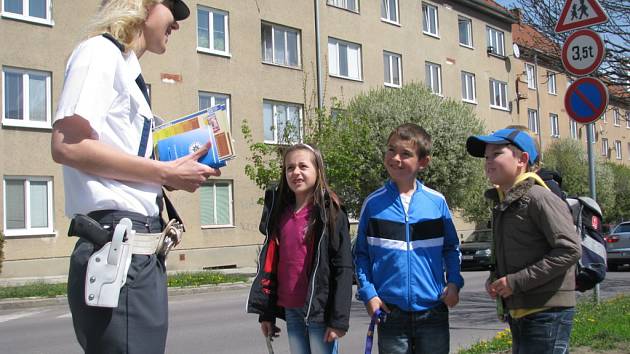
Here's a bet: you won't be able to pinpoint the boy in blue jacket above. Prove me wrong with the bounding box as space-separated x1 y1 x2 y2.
354 123 464 354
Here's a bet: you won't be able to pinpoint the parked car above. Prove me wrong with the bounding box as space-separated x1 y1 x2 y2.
460 229 493 270
605 221 630 271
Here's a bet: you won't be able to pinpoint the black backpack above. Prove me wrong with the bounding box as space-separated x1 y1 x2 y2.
565 196 607 292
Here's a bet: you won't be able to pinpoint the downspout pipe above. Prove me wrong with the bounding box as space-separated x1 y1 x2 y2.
314 0 323 112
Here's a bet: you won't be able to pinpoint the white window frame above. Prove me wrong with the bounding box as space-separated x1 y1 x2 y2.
461 71 476 104
261 22 301 68
601 138 609 156
550 113 559 138
3 176 54 237
422 2 439 37
200 180 234 228
528 109 539 134
614 140 622 160
263 100 303 144
425 62 442 96
328 37 362 81
1 0 52 25
199 91 231 130
327 0 358 12
380 0 399 24
458 16 473 48
570 119 578 140
486 26 505 56
2 67 52 129
383 51 402 88
489 79 508 110
547 71 557 95
525 63 536 90
197 6 230 57
613 109 620 126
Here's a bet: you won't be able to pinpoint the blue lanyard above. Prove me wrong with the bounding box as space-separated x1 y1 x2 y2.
365 309 386 354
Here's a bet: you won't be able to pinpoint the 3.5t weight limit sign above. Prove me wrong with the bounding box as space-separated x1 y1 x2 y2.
561 29 605 76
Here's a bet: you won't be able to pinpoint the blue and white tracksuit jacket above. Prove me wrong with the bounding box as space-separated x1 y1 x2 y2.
354 180 464 312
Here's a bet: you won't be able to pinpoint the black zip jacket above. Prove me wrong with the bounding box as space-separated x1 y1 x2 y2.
246 187 353 331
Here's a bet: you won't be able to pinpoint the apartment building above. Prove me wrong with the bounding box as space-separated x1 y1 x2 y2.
2 0 523 278
511 21 629 165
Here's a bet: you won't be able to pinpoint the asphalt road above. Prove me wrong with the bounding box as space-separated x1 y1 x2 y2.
0 270 628 354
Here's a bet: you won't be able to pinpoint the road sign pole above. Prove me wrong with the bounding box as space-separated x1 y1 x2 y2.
586 123 600 303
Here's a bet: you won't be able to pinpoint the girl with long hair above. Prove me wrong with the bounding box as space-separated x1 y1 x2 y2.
247 144 353 354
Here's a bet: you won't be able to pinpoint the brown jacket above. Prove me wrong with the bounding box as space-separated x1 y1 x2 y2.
486 178 581 309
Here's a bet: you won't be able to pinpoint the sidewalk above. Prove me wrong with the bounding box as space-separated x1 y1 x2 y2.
0 267 258 310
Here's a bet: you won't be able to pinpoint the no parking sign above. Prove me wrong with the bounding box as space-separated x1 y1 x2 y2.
564 77 608 124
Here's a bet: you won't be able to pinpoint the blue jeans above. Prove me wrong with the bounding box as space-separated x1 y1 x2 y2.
377 303 449 354
508 307 575 354
285 308 338 354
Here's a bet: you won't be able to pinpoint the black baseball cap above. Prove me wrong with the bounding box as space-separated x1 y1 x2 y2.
164 0 190 21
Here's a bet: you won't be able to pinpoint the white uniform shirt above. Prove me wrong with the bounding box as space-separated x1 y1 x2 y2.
54 36 161 217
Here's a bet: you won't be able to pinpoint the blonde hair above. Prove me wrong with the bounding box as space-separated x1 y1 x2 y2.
85 0 165 52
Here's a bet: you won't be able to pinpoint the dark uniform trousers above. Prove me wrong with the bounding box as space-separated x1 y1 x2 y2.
67 210 167 354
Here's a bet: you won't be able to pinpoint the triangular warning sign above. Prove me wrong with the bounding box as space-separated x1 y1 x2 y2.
555 0 609 33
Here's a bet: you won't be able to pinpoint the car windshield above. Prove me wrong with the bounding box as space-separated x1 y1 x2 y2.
613 223 630 233
463 231 492 243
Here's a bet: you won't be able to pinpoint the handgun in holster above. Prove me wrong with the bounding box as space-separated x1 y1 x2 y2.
69 215 134 308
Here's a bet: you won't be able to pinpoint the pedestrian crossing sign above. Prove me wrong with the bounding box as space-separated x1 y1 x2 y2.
555 0 609 33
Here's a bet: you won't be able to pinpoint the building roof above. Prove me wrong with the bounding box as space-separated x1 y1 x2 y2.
512 22 559 54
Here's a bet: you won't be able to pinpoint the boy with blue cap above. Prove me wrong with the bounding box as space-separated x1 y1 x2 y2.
466 128 581 354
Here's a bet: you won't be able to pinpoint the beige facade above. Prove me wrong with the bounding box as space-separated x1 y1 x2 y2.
11 0 614 279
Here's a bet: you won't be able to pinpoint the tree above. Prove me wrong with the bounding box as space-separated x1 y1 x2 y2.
543 138 616 222
511 0 629 106
241 83 489 224
604 162 630 223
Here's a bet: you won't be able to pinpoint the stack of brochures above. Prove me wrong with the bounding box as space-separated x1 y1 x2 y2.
152 104 235 168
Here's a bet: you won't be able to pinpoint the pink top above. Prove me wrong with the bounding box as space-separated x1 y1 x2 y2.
277 204 314 308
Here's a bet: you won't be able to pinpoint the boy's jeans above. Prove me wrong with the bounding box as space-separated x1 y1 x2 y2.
508 307 575 354
285 308 338 354
377 303 449 354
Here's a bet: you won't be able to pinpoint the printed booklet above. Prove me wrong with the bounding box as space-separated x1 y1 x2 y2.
152 104 235 168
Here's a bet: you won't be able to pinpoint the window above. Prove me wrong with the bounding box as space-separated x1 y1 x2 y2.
570 119 578 140
486 26 505 56
613 109 620 126
1 0 51 25
383 51 402 87
458 16 473 47
262 23 301 68
461 71 476 103
525 63 536 89
601 138 609 156
199 92 231 130
380 0 398 24
197 7 229 55
627 112 630 128
2 67 51 129
550 113 559 138
601 113 607 123
489 79 508 110
200 181 233 227
3 176 53 236
328 38 362 80
425 62 442 95
263 100 302 144
528 109 538 134
547 71 557 94
327 0 358 12
422 3 438 37
614 140 622 160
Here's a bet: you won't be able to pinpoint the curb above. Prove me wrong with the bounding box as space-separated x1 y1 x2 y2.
0 281 252 311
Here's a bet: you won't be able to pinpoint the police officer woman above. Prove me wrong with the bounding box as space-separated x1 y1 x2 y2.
51 1 218 353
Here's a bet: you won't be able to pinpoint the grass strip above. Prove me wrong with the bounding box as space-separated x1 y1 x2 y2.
0 271 250 299
459 294 630 354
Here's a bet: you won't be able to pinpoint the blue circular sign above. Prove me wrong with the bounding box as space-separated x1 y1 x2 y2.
564 77 608 124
